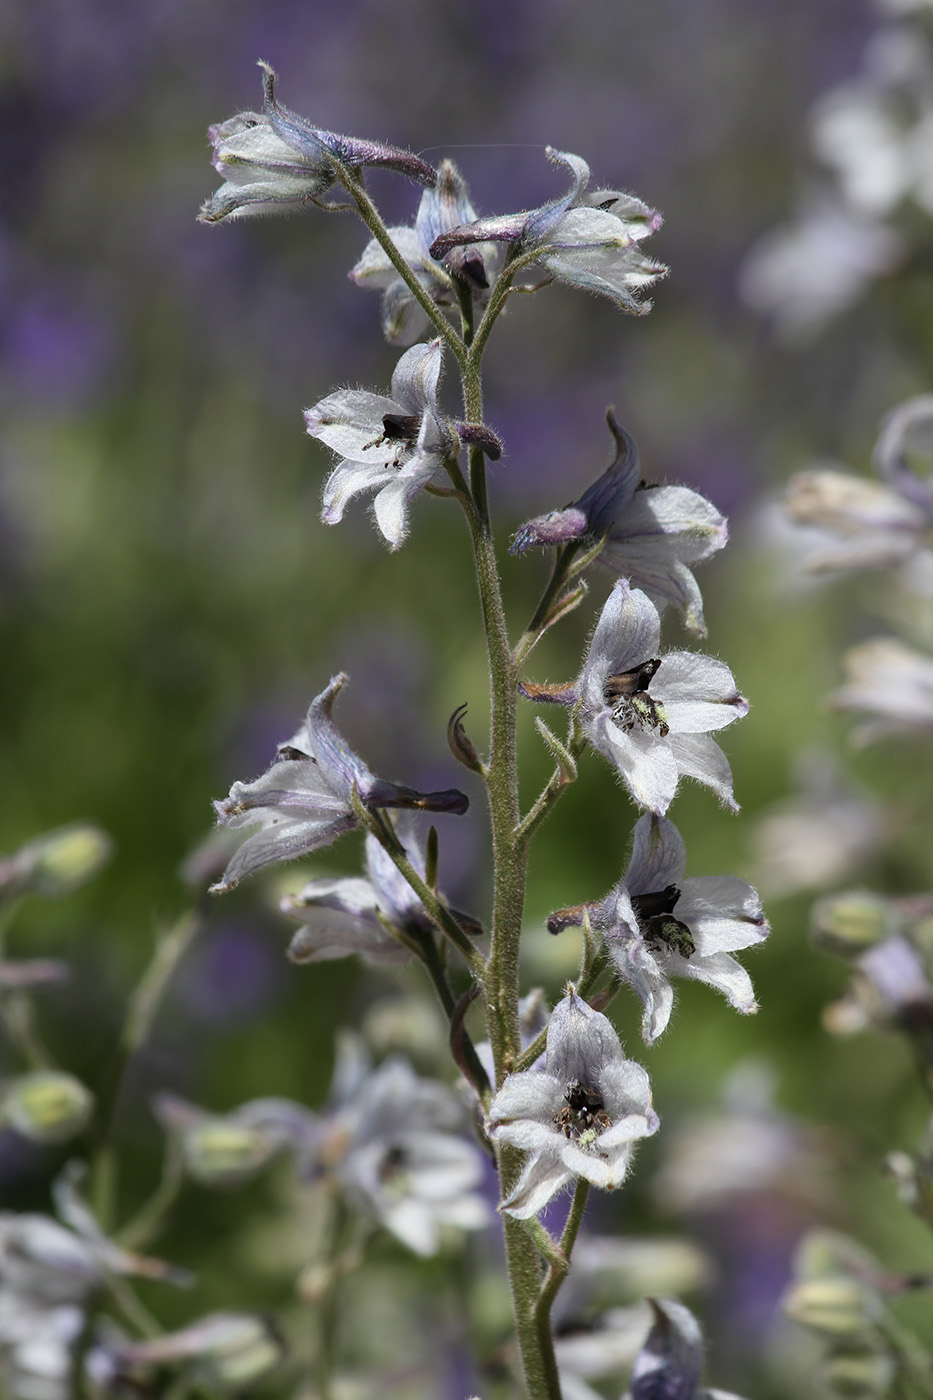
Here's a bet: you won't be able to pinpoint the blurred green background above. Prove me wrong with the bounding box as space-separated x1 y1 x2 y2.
2 0 932 1394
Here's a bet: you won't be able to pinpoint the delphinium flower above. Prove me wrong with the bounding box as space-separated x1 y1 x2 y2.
485 987 658 1218
0 1179 187 1400
831 635 933 743
429 147 666 314
308 1037 490 1256
199 62 435 224
740 8 933 338
304 340 461 548
521 580 748 814
738 200 902 342
110 1315 285 1395
280 815 433 966
511 412 727 634
552 1236 710 1400
210 674 468 893
349 158 502 344
152 1092 318 1187
750 750 882 898
548 814 768 1044
784 394 933 573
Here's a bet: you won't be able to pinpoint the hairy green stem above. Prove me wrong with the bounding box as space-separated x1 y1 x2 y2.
536 1176 589 1321
456 346 563 1400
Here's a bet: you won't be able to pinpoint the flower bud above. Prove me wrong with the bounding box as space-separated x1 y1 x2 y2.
818 1350 896 1399
783 1277 878 1338
810 891 898 958
180 1118 277 1188
447 703 484 774
0 823 113 900
2 1070 94 1144
117 1313 284 1391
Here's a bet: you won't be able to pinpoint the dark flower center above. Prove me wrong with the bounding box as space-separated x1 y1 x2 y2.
631 885 696 958
378 1143 408 1181
381 413 421 444
603 659 669 737
362 413 422 467
553 1078 612 1141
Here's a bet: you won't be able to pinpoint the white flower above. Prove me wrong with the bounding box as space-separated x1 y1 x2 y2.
199 62 435 224
211 674 467 893
521 581 747 814
832 635 933 742
486 988 658 1218
512 414 727 634
550 815 768 1044
281 815 435 966
430 148 666 314
304 341 458 548
350 158 501 344
314 1043 490 1256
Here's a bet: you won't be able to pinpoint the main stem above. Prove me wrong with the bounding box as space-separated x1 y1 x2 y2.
461 358 563 1400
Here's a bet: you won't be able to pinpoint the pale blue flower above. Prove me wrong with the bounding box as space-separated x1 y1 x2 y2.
521 582 747 814
486 988 658 1218
211 675 467 892
281 814 433 966
305 341 458 548
313 1040 490 1255
350 158 502 344
512 414 727 633
549 814 768 1044
430 148 666 314
200 62 435 223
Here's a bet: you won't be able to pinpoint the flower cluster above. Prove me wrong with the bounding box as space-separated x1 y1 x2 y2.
739 5 933 338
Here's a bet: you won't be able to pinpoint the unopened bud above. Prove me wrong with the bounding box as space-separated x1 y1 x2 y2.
118 1313 284 1391
154 1093 280 1187
818 1350 895 1399
454 421 503 460
3 1071 94 1144
783 1277 877 1338
448 703 484 774
811 891 898 958
0 824 113 900
181 1119 277 1188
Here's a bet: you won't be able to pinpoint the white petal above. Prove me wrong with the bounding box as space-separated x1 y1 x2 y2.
349 227 422 286
546 993 627 1084
677 950 758 1014
500 1149 573 1218
390 340 442 416
625 814 686 891
656 654 747 731
559 1136 634 1190
372 461 438 548
667 733 738 810
597 1057 654 1120
582 583 661 709
305 389 399 458
589 712 679 814
606 935 675 1043
322 458 395 525
487 1071 562 1128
